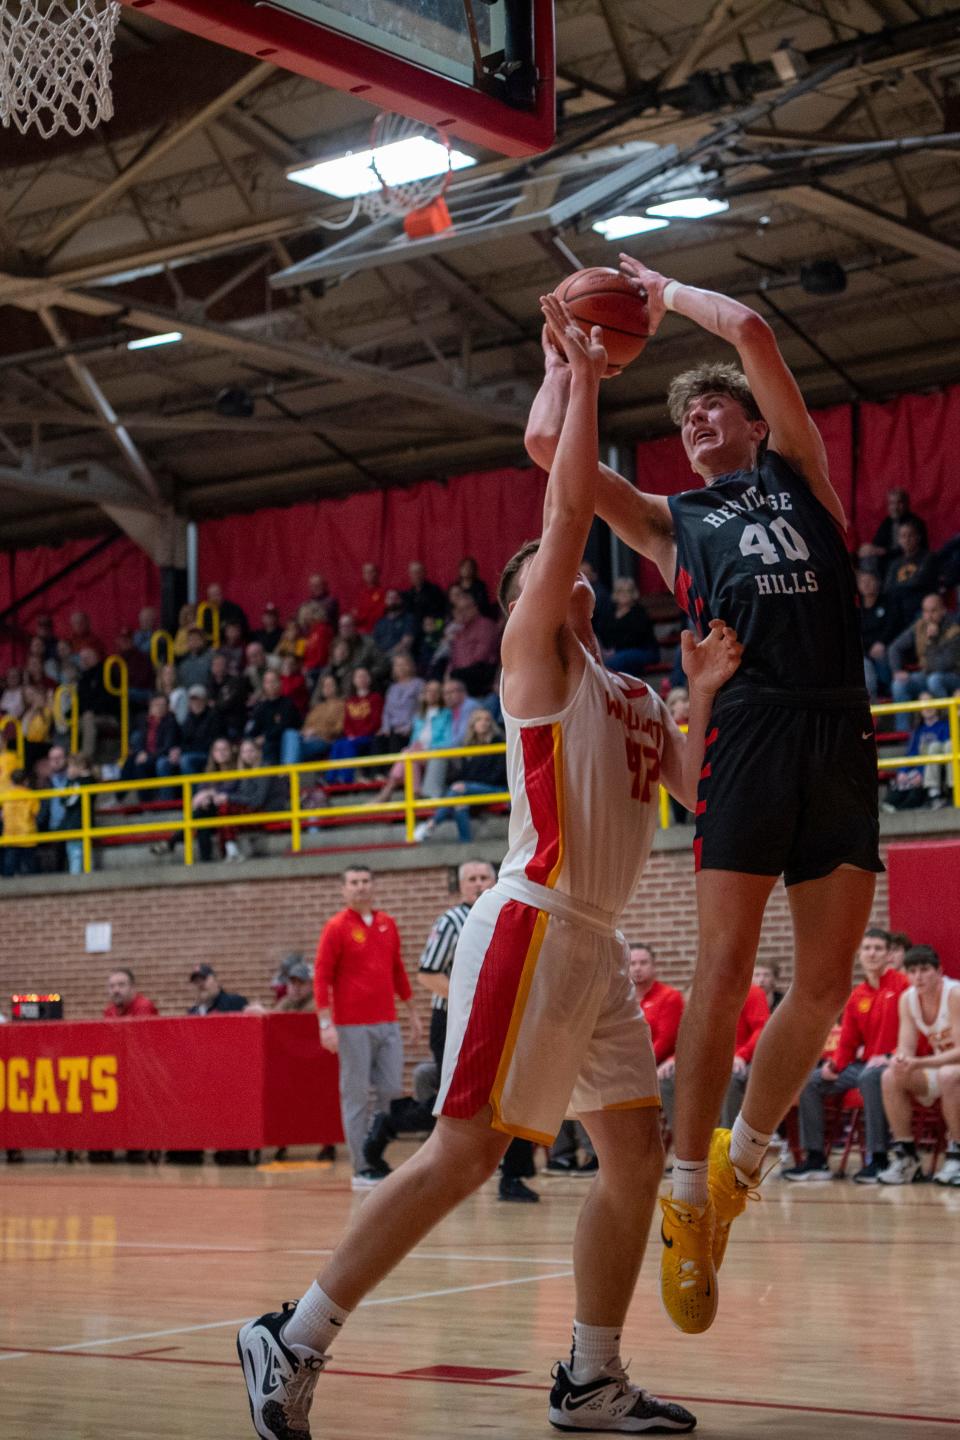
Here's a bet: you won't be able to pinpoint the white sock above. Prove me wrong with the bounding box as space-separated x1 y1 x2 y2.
729 1114 773 1181
569 1321 622 1382
671 1158 709 1207
282 1283 350 1355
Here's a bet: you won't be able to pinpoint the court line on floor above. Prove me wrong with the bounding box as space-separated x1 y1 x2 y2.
0 1268 574 1363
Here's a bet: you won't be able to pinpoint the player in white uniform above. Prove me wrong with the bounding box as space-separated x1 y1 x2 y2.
879 944 960 1185
237 295 741 1440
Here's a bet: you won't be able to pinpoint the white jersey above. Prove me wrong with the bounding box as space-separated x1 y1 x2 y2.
498 646 668 921
907 976 960 1054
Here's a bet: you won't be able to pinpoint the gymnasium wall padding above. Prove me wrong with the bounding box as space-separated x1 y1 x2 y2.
886 839 960 978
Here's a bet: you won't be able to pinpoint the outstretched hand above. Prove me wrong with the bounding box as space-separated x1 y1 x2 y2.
541 321 571 379
617 254 671 336
540 294 607 385
681 619 742 695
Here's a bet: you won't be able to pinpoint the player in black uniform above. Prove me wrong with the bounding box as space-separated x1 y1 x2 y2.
525 261 881 1336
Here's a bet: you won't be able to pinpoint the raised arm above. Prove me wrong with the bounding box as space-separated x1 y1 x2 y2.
658 621 742 810
618 256 846 530
525 324 676 584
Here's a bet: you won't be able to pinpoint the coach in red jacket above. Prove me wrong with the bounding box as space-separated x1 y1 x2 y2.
629 943 684 1071
315 864 423 1188
659 977 769 1133
784 927 908 1184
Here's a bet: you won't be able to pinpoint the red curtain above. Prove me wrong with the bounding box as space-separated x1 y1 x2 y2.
633 403 854 594
1 538 160 666
198 465 548 619
855 387 960 550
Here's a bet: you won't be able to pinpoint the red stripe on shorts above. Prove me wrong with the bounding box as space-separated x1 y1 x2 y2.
521 725 562 887
441 900 540 1121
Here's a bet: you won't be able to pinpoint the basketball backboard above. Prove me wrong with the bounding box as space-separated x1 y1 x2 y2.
122 0 555 155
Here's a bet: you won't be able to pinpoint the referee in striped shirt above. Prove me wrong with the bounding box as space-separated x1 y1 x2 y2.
418 858 541 1203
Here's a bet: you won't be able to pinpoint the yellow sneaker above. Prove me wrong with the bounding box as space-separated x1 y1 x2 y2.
658 1195 718 1335
708 1127 762 1271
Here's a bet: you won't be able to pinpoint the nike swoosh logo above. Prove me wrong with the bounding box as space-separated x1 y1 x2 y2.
562 1386 610 1412
660 1221 673 1249
862 731 873 740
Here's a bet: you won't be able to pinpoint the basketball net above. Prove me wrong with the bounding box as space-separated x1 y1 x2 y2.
359 111 455 239
0 0 120 139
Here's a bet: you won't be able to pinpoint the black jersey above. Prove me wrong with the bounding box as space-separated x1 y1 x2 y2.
667 451 865 705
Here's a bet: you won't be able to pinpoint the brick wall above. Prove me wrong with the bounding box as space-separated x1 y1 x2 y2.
0 846 894 1059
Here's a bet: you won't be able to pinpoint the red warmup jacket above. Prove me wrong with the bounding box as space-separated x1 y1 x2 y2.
831 967 910 1073
639 980 685 1063
314 908 411 1025
103 994 159 1018
354 586 386 634
735 985 770 1063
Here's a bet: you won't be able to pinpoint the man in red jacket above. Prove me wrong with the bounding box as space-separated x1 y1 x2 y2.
314 864 423 1189
660 983 768 1133
103 967 158 1019
629 943 684 1070
784 927 907 1184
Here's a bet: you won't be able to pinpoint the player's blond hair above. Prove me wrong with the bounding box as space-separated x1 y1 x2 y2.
667 362 763 427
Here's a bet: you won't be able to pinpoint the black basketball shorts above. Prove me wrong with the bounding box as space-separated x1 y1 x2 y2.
694 700 884 887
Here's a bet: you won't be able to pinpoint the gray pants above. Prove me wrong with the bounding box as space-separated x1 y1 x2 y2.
798 1060 889 1159
337 1022 404 1172
660 1068 746 1133
549 1119 595 1163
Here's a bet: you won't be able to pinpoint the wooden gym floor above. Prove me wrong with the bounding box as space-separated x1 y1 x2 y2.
1 1145 957 1440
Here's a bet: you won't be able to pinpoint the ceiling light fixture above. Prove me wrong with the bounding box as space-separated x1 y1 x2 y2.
288 136 475 199
126 332 183 351
646 197 729 220
592 214 670 241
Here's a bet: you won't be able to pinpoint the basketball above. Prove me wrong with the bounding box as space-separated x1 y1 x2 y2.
552 267 650 376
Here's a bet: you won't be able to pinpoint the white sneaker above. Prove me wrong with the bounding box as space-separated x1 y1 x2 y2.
237 1303 326 1439
412 820 433 843
877 1150 922 1185
224 840 244 862
351 1169 383 1190
548 1358 696 1432
933 1153 960 1185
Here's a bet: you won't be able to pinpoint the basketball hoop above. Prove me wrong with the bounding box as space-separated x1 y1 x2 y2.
359 111 456 239
0 0 121 140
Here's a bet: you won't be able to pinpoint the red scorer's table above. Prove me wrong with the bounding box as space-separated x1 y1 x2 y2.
0 1013 344 1152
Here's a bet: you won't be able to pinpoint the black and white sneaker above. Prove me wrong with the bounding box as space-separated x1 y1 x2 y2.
548 1359 696 1432
782 1156 833 1182
237 1303 326 1439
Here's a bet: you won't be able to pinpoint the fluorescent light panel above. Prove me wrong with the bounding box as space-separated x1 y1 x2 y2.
646 197 729 219
592 214 670 240
288 135 475 198
127 331 183 351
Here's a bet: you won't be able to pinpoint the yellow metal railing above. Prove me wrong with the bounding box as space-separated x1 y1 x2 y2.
196 601 221 648
52 684 79 753
1 697 957 872
150 630 175 669
103 654 129 763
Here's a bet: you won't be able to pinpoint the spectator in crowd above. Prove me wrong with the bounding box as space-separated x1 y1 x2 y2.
120 694 181 796
447 591 500 696
103 967 159 1018
24 647 54 695
373 589 417 660
177 627 213 692
189 737 242 863
1 768 39 876
335 613 386 686
133 607 158 655
857 568 900 699
890 594 960 729
173 603 198 658
114 628 155 709
219 621 246 672
246 669 302 766
252 603 284 655
444 676 480 749
753 960 786 1012
314 864 423 1186
784 928 908 1184
306 572 339 628
272 956 316 1012
630 943 685 1071
34 612 57 662
157 684 221 787
39 745 88 875
277 619 304 661
324 637 356 697
76 646 119 760
68 610 104 658
20 685 53 771
883 518 932 624
859 487 928 564
354 562 386 634
598 576 660 675
301 604 333 684
664 688 692 825
243 641 272 703
1 665 24 719
0 731 18 787
375 654 424 757
188 962 248 1014
210 735 287 861
454 556 490 617
281 673 345 767
374 679 451 805
155 662 188 726
580 560 613 639
279 655 309 717
44 638 75 686
882 693 951 812
207 651 248 739
205 582 248 637
413 707 506 843
659 982 768 1133
879 945 960 1186
403 561 447 627
326 668 383 781
887 931 911 970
